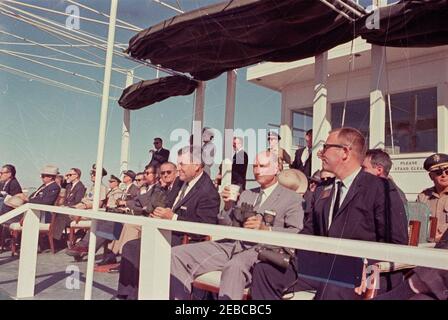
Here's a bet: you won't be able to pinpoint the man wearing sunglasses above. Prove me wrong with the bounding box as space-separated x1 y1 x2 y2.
417 153 448 242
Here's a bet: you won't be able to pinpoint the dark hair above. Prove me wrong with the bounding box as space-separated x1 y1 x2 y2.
305 129 313 137
71 168 82 178
144 164 158 174
2 164 16 178
154 137 163 143
366 149 392 176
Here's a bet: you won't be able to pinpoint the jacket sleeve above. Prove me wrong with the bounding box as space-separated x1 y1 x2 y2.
272 193 304 233
373 179 409 244
177 187 220 225
10 179 23 196
29 185 60 205
74 184 86 205
291 149 301 170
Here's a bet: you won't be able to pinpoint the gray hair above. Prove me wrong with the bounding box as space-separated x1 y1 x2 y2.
177 146 204 166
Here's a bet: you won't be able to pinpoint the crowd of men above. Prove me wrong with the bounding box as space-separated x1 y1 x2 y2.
0 127 447 300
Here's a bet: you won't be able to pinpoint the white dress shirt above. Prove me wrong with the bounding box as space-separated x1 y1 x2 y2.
327 167 361 229
172 171 204 220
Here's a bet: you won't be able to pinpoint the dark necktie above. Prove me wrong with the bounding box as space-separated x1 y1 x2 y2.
330 181 343 229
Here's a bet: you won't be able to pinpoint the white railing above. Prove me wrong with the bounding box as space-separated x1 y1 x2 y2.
1 203 448 300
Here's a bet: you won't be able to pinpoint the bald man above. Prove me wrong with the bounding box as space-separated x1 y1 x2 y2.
170 151 304 300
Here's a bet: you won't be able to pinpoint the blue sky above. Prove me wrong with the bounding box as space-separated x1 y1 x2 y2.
0 0 281 188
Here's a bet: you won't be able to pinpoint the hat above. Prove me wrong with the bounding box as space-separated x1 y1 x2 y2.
278 169 308 194
4 194 26 208
92 164 108 177
41 165 59 176
109 175 121 183
268 131 281 140
123 170 136 181
423 153 448 172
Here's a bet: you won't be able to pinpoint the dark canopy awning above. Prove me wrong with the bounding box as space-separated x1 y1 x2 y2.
118 75 198 110
359 0 448 47
126 0 361 81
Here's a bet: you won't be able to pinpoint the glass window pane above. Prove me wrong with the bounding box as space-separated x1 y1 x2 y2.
331 98 370 146
385 87 437 154
292 107 313 147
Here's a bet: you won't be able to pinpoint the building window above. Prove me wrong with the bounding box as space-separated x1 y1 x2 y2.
331 98 370 145
385 87 437 154
292 107 313 147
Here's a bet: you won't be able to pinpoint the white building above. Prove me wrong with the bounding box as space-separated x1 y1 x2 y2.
247 38 448 200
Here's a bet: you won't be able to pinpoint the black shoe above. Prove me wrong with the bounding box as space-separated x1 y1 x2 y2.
97 254 117 266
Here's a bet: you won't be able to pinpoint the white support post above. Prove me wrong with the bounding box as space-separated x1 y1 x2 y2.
85 0 118 300
120 70 134 174
16 209 40 298
280 99 293 168
438 81 448 153
138 224 172 299
311 53 331 174
221 70 237 189
369 45 387 149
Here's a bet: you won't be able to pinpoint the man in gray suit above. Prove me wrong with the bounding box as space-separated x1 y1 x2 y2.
170 150 304 300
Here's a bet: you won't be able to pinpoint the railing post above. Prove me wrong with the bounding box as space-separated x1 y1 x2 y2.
16 209 40 298
138 224 172 299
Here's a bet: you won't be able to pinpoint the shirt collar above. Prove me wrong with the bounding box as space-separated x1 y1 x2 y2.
186 171 204 189
261 182 278 198
336 167 361 189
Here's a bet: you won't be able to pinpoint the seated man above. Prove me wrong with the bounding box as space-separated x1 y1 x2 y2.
170 150 304 300
250 127 409 300
120 170 140 201
375 229 448 300
115 146 220 300
417 153 448 242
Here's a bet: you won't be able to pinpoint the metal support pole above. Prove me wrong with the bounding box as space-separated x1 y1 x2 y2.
120 70 134 174
221 70 237 189
84 0 118 300
311 52 331 174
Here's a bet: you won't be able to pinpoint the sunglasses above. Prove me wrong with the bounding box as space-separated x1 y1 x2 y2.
109 180 119 183
135 179 143 182
431 168 448 177
66 173 76 177
41 174 53 178
161 170 173 175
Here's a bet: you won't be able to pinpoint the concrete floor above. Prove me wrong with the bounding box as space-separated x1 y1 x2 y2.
0 249 119 300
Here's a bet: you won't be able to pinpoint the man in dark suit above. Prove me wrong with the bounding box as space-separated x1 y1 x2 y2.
375 229 448 300
291 129 313 177
232 137 249 190
251 127 409 300
149 137 170 168
27 165 61 206
115 146 220 299
120 170 140 202
0 164 23 215
52 168 86 242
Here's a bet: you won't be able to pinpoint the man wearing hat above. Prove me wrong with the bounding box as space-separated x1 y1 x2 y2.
417 153 448 242
74 164 108 210
25 165 61 206
119 170 140 203
267 130 291 172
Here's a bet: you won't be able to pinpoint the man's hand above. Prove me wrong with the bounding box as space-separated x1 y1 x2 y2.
221 186 239 211
243 215 269 230
151 207 174 220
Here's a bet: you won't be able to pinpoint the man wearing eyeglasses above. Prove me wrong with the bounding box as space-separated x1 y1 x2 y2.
0 164 22 216
251 127 408 300
417 153 448 243
149 137 170 168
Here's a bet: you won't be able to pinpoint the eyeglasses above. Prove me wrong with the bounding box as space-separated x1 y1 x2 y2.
41 174 52 179
431 168 448 177
135 179 143 182
145 171 154 175
66 173 76 177
322 143 350 152
161 170 173 175
109 180 119 183
0 171 9 175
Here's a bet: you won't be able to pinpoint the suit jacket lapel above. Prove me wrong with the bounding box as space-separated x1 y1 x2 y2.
173 174 204 211
333 172 363 220
322 185 335 235
258 185 282 213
